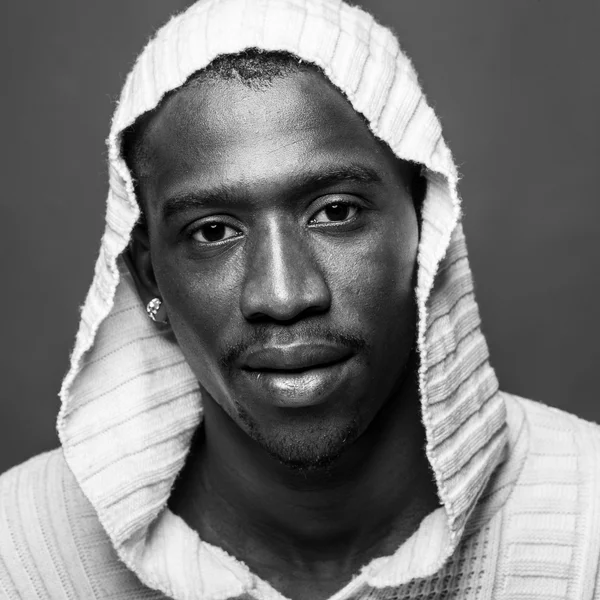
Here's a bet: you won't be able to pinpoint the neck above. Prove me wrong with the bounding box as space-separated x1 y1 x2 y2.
169 357 439 584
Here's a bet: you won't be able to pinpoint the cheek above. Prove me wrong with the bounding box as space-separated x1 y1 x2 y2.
155 248 243 330
330 209 419 331
349 211 420 403
152 253 244 397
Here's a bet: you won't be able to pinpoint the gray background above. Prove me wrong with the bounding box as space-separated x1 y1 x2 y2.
1 1 598 474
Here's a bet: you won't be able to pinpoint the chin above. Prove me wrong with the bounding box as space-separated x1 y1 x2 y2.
238 405 362 471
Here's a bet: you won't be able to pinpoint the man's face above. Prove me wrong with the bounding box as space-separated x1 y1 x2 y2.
133 68 419 468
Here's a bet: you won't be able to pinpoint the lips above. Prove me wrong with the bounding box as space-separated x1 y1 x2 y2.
236 342 357 408
242 343 352 372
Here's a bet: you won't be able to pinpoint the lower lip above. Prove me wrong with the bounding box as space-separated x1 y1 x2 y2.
242 358 354 408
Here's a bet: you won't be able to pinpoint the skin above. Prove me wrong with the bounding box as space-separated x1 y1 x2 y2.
127 68 438 600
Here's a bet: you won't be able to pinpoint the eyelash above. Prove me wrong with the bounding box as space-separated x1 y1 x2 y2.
188 198 362 245
308 200 360 226
189 221 242 245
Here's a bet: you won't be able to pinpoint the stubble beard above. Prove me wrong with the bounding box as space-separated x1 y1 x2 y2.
236 402 362 472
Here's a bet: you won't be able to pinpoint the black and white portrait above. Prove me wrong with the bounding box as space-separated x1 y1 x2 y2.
1 2 599 599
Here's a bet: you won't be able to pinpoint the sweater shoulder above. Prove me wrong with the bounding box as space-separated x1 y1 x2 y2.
0 449 165 599
0 449 74 543
0 448 67 497
0 448 82 532
515 395 600 478
498 395 600 600
0 449 94 599
516 395 600 439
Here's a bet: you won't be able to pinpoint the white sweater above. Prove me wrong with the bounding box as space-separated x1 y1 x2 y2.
2 0 600 598
2 396 600 599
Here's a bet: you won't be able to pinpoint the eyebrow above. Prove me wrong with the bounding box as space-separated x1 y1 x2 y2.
160 164 382 222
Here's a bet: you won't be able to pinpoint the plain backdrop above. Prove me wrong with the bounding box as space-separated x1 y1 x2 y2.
1 1 599 474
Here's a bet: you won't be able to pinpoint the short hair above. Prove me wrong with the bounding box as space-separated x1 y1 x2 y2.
121 49 313 183
121 48 425 219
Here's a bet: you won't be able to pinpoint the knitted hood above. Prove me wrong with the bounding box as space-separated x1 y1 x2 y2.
57 0 508 598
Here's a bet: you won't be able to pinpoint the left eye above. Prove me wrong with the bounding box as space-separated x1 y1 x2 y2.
311 202 358 224
192 222 241 243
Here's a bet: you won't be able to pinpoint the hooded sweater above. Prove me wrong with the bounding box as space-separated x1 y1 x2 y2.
2 0 600 598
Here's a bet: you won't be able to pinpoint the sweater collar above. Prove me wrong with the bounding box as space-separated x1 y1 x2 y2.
57 0 508 597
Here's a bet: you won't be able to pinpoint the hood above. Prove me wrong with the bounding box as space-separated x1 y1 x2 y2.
57 0 508 598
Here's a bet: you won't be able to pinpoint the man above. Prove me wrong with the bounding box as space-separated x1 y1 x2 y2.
1 0 599 598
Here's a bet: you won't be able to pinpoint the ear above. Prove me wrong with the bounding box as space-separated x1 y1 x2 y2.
123 223 164 317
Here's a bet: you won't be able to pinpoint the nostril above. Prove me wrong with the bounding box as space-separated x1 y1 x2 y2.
240 277 331 323
239 230 332 322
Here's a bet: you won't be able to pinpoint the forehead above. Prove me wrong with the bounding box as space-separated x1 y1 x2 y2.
137 68 394 205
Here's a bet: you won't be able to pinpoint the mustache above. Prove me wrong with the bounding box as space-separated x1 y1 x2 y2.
219 324 367 369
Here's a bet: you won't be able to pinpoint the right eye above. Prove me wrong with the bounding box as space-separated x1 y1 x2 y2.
191 222 241 244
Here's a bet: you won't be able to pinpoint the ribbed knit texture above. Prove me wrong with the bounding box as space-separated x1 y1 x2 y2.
3 397 600 599
1 0 600 598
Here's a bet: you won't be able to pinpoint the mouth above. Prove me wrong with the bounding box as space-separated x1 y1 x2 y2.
246 360 346 376
242 343 353 372
239 344 355 408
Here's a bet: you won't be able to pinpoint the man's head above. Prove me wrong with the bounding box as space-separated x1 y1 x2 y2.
123 49 424 470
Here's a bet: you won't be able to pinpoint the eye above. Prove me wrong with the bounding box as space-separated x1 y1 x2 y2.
310 202 358 224
191 222 241 244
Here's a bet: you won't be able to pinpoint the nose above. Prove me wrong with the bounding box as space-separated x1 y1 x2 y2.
240 221 331 322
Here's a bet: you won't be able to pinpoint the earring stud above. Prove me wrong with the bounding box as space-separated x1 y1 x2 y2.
146 298 162 322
